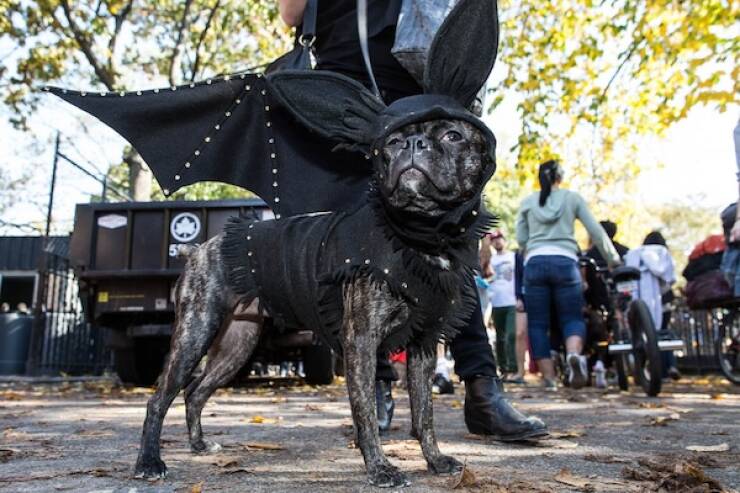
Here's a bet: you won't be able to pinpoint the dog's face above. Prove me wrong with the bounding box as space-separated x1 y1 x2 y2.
378 119 487 216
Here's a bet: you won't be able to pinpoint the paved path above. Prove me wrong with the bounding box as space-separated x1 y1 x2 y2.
1 376 738 492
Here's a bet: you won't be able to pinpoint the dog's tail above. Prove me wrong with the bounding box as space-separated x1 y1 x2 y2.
174 244 198 258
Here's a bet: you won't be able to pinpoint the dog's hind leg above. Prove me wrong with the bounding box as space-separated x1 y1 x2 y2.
185 298 263 453
406 345 463 475
134 238 231 480
342 279 410 488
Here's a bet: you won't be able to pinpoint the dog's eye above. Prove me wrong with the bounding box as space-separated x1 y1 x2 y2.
386 137 402 146
442 131 463 143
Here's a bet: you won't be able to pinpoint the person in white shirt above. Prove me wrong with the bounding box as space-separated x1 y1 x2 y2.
486 230 519 380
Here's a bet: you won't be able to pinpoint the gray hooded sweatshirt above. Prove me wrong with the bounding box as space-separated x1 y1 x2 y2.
516 189 619 266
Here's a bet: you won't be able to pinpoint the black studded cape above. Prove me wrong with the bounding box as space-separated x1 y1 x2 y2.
45 74 371 217
221 189 495 354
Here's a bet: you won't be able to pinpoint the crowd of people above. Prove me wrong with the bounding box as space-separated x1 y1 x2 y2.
439 160 684 392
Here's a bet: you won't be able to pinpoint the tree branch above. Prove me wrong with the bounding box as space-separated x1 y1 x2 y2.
191 0 221 81
58 0 116 90
107 0 135 75
168 0 194 86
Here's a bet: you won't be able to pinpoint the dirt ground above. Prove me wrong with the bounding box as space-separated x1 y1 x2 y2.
1 374 738 493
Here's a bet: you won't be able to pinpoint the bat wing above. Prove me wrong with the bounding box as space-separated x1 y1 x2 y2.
46 73 370 217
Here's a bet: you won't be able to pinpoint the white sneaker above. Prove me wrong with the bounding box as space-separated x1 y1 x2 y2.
593 360 607 389
567 353 588 389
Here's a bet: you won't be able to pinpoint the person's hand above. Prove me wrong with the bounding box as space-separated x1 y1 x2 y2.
731 219 740 243
516 299 525 312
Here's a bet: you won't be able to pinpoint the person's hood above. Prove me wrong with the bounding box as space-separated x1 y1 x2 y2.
529 189 567 224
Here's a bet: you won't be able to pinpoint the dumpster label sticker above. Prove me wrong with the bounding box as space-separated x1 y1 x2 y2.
98 291 109 303
170 212 201 243
97 214 127 229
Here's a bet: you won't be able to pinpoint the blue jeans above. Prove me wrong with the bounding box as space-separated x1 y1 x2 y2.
721 245 740 297
524 255 586 360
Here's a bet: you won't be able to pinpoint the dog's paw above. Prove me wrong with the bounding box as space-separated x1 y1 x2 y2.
133 456 168 480
191 439 222 454
427 454 464 475
368 464 411 488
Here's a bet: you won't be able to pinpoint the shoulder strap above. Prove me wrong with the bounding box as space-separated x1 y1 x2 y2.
357 0 382 99
300 0 318 45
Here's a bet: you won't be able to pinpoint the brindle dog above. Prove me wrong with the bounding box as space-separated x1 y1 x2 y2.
133 119 488 487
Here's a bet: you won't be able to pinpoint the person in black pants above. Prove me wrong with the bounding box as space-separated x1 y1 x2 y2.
278 0 547 441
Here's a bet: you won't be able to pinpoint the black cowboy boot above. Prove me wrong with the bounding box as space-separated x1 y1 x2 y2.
375 380 395 434
464 376 548 441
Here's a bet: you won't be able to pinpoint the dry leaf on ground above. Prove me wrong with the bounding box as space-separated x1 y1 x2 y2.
304 404 322 411
191 481 204 493
450 399 463 409
0 448 18 462
450 462 478 489
553 468 594 492
550 429 585 438
583 453 631 464
623 457 728 492
212 456 239 468
646 413 680 426
685 443 729 453
244 442 284 451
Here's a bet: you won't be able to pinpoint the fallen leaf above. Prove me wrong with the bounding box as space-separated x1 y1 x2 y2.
244 442 284 451
550 429 585 439
553 468 594 492
191 481 204 493
74 429 114 437
212 456 239 468
685 443 729 452
463 433 484 441
646 413 680 426
583 453 631 464
304 404 322 411
0 448 17 462
624 457 728 492
0 391 24 401
710 393 726 400
536 439 579 449
450 399 463 409
450 462 477 489
638 401 664 409
248 415 276 424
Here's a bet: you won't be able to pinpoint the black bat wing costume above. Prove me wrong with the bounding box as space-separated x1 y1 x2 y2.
44 73 372 217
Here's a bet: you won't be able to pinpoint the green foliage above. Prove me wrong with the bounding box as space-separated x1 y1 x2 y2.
494 0 738 190
2 0 290 128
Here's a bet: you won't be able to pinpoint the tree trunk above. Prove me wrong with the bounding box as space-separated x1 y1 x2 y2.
124 148 152 201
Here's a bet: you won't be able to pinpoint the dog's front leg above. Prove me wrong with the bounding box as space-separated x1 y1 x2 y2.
407 345 463 475
342 282 410 488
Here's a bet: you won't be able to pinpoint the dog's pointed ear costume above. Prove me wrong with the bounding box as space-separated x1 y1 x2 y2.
45 0 499 217
423 0 499 107
267 71 386 154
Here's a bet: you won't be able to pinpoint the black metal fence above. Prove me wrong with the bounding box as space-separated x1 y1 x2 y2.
671 300 736 373
27 245 111 375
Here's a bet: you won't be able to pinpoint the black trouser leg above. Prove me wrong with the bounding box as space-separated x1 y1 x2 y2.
451 289 498 380
376 350 398 382
375 280 497 382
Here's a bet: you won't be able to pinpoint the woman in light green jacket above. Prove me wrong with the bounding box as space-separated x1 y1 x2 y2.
516 161 619 390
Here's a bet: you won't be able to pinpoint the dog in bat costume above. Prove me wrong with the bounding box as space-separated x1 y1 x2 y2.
49 0 505 487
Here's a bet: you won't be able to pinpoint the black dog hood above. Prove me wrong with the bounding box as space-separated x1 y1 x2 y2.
371 93 497 184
